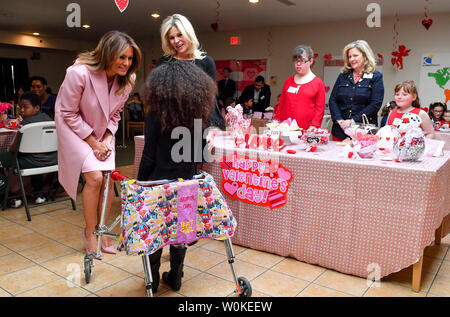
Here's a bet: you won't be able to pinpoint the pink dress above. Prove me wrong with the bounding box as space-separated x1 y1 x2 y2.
55 60 134 200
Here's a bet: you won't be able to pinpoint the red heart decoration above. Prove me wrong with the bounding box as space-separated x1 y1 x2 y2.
422 18 433 30
377 54 383 59
211 22 218 32
324 54 333 61
115 0 129 13
314 53 319 59
391 57 396 66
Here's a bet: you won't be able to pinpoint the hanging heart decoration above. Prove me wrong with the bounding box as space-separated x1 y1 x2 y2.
115 0 129 13
422 0 432 30
211 0 220 32
324 54 332 61
211 23 219 32
422 18 433 30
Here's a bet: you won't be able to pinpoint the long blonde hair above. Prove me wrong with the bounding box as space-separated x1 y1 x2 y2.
77 30 141 95
342 40 376 74
160 14 205 60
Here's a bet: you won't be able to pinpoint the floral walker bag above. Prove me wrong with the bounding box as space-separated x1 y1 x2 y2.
118 172 237 256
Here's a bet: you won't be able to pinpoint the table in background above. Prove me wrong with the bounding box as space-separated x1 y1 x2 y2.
134 133 450 292
0 128 17 152
435 131 450 151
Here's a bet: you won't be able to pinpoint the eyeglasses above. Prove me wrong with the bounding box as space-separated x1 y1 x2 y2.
293 58 311 65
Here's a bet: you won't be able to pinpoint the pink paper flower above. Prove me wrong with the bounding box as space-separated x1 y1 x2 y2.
0 102 13 114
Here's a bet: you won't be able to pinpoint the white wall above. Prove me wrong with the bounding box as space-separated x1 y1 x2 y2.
143 12 450 107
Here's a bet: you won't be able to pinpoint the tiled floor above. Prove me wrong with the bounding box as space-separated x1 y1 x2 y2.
0 165 449 297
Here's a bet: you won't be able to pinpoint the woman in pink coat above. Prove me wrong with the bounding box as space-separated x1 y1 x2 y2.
55 31 141 257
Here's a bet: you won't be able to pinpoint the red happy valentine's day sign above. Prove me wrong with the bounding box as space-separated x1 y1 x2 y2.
219 154 293 209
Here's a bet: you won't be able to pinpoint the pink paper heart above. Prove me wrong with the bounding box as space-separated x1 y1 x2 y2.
325 86 330 93
115 0 129 13
277 167 291 181
223 182 238 196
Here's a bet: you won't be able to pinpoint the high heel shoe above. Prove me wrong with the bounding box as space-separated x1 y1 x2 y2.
82 230 102 260
101 237 117 255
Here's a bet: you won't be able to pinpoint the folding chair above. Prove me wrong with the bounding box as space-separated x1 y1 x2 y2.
2 121 76 221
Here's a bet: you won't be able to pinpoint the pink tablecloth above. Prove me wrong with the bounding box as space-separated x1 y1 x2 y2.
0 129 17 152
134 134 450 279
435 131 450 151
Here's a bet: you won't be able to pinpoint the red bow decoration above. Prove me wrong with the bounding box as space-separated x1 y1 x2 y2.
391 45 411 70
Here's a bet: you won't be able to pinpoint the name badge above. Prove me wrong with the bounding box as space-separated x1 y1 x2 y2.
363 73 373 79
392 118 403 126
287 85 300 94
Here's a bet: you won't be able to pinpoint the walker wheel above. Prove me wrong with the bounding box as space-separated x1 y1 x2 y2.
237 277 252 297
84 256 92 284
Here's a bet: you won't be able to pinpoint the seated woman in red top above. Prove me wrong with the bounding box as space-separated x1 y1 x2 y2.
387 80 434 138
274 45 325 129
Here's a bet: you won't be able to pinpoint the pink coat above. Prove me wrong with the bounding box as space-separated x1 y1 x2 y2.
55 60 134 200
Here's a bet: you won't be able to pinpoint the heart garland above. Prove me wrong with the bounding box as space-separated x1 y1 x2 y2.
422 0 433 30
211 0 220 32
115 0 129 13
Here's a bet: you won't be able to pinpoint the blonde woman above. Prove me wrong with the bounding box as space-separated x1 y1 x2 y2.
55 31 141 257
157 13 224 128
329 40 384 140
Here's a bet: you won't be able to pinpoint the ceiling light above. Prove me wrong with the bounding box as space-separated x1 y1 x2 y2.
82 24 90 29
32 32 40 36
151 13 160 18
249 0 259 4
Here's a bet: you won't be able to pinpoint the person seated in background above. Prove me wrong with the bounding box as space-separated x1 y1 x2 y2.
30 76 57 119
241 75 271 113
237 95 254 116
428 102 447 130
379 100 396 127
126 92 144 121
217 67 236 110
0 92 57 207
440 110 450 129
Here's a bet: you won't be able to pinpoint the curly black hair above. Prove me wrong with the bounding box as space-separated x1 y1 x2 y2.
142 60 216 132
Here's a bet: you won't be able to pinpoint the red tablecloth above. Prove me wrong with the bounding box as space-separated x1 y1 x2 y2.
134 133 450 279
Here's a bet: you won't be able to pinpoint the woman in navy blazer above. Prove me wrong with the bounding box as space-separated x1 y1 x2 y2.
329 40 384 140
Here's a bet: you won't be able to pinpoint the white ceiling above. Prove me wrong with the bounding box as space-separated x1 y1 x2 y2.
1 0 449 42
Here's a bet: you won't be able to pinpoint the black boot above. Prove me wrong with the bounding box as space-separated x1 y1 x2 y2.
162 244 186 291
149 249 162 293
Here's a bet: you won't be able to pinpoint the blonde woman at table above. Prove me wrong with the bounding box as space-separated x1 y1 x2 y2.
329 40 384 141
387 80 434 138
55 31 141 258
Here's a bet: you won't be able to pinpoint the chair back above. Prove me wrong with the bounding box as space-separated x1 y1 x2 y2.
18 121 57 154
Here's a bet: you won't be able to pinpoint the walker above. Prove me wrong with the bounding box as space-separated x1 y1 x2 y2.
83 170 252 297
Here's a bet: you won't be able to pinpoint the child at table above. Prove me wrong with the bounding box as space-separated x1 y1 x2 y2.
387 80 434 138
137 60 216 293
428 102 446 130
379 100 396 127
441 110 450 129
0 92 56 207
